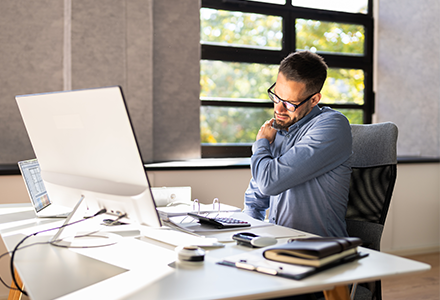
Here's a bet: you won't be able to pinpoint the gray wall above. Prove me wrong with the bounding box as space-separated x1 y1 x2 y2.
375 0 440 157
0 0 201 164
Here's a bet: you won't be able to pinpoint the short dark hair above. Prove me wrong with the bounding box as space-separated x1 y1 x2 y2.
278 51 328 94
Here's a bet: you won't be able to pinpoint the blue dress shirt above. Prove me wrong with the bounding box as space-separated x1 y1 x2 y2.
243 106 352 237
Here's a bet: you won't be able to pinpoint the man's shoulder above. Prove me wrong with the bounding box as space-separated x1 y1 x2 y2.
312 106 350 125
320 106 347 117
300 107 351 140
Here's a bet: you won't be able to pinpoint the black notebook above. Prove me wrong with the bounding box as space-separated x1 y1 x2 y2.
263 237 362 267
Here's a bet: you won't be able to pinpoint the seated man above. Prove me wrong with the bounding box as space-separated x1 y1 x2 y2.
243 50 352 237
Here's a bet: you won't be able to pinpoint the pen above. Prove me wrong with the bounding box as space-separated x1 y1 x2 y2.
235 262 278 276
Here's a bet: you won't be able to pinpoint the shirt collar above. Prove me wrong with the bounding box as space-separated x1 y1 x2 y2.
286 105 322 131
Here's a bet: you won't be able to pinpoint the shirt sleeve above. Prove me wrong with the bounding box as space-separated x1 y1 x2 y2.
243 177 270 221
251 112 352 196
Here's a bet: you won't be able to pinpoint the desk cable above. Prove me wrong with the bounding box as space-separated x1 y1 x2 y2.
2 208 108 297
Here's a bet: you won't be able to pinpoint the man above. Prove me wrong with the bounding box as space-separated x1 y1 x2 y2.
243 51 352 237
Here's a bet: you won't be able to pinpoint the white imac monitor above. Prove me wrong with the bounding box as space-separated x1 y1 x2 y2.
15 86 161 228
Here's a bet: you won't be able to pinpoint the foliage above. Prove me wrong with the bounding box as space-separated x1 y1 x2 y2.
201 107 273 143
200 7 366 144
296 19 365 55
201 8 282 49
324 69 364 105
200 60 278 100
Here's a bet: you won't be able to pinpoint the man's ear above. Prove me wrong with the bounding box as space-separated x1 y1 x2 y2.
310 93 321 108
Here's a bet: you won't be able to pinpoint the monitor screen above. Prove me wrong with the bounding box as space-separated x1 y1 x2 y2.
16 86 161 228
18 158 51 212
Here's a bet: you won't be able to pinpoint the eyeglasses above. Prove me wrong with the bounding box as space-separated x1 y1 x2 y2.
267 83 316 112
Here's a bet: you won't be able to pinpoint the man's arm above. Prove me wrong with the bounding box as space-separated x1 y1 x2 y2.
242 119 277 220
251 112 352 196
243 178 270 221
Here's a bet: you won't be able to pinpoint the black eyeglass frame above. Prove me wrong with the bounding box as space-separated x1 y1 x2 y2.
267 83 317 112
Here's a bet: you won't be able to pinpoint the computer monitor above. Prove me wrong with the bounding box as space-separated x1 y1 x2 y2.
15 86 162 230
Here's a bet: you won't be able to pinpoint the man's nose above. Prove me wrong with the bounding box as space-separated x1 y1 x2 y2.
275 101 287 113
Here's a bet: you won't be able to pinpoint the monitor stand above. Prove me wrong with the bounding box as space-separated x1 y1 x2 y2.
49 196 121 248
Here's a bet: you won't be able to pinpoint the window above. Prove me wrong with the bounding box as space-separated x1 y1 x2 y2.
201 0 374 158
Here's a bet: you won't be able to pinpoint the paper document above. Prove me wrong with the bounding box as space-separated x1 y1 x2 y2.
200 223 306 242
157 201 241 220
141 227 224 248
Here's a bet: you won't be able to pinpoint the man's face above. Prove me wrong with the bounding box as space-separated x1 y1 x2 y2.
272 73 320 130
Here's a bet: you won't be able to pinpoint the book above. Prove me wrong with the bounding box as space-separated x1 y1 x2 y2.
263 237 362 267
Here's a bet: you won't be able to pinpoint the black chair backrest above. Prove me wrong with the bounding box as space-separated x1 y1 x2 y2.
346 122 398 231
347 165 397 226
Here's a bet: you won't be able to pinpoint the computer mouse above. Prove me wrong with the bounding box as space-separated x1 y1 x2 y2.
232 232 277 248
250 236 277 248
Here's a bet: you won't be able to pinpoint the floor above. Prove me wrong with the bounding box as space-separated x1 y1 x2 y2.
382 252 439 300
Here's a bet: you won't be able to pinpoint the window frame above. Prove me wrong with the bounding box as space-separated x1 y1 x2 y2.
201 0 374 158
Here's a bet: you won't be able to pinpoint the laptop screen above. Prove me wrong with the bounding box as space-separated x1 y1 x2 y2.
18 159 51 212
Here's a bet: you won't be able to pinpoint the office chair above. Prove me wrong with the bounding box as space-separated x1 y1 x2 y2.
346 122 398 300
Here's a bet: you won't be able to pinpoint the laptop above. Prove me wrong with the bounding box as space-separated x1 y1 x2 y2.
18 159 72 218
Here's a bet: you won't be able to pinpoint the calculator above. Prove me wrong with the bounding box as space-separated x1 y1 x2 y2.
187 213 251 229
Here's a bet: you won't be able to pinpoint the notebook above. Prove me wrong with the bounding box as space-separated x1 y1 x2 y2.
18 159 71 218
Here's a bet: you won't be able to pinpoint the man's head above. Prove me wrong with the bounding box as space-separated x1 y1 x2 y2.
270 51 328 130
279 50 328 95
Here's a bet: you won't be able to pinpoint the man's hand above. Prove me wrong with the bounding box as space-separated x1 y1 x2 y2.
257 119 277 143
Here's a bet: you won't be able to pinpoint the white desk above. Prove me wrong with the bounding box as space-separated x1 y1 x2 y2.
0 204 431 300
